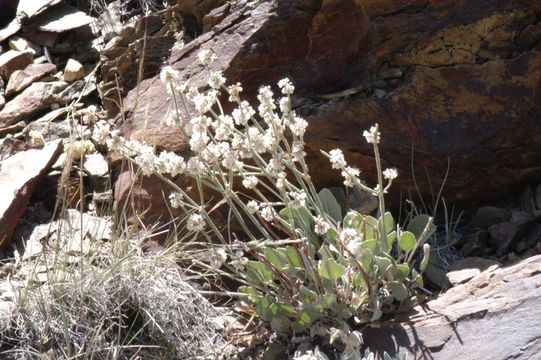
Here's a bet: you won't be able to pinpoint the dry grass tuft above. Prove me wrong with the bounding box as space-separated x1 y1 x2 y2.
1 239 225 359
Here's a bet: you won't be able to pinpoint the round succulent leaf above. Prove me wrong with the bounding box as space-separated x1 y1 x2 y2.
362 215 378 240
360 248 374 271
386 230 397 249
394 263 410 281
318 258 346 282
389 281 409 301
360 239 378 252
344 212 363 229
378 212 395 236
318 188 342 222
407 214 436 239
398 231 416 253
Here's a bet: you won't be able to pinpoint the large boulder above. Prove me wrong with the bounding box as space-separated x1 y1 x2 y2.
114 0 541 227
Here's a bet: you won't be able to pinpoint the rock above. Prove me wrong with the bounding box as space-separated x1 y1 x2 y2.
0 81 68 127
63 59 85 82
0 50 33 81
0 95 4 110
535 184 541 210
467 206 511 229
5 63 57 97
489 220 529 257
114 0 541 229
519 186 536 213
8 37 41 57
203 3 231 33
30 3 94 33
363 255 541 359
83 153 109 177
447 257 501 285
0 140 62 249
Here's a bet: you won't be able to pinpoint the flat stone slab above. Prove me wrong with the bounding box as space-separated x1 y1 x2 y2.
363 255 541 359
0 140 62 249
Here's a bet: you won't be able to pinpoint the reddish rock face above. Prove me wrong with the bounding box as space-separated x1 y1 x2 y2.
115 0 541 229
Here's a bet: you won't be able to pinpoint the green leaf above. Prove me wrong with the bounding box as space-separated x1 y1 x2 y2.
332 303 353 319
407 214 436 240
394 263 410 281
360 239 378 252
378 212 395 236
398 231 416 253
343 212 362 229
420 243 430 272
329 187 346 209
375 256 392 277
362 216 378 240
285 246 302 268
386 231 397 249
246 261 273 283
389 281 409 301
264 247 286 270
256 296 274 321
318 294 336 308
238 286 260 303
360 248 373 271
299 285 318 302
318 188 342 222
319 259 346 282
293 307 319 332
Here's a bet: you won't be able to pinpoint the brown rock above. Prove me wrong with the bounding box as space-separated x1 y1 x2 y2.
363 255 541 359
0 95 4 111
0 51 33 81
0 81 68 127
5 63 57 97
0 140 62 249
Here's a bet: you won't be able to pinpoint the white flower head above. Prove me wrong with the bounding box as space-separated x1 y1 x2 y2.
246 200 259 214
91 120 110 145
210 248 227 268
227 82 243 102
341 166 360 187
187 213 206 232
160 65 181 85
289 116 308 137
329 149 346 169
314 216 331 235
383 168 398 180
242 175 258 189
197 49 217 65
260 206 276 222
169 192 183 208
363 124 380 144
278 78 295 95
289 191 307 210
232 101 255 126
208 71 225 89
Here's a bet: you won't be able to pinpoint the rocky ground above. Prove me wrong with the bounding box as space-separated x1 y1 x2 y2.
0 0 540 359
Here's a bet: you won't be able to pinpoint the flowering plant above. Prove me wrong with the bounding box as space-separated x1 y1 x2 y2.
93 50 435 342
